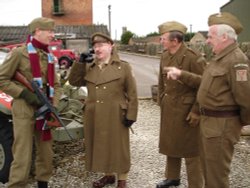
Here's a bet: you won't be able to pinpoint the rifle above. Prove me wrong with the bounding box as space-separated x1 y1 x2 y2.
14 71 73 140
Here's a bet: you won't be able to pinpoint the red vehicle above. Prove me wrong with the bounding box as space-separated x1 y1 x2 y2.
0 49 13 183
0 43 23 51
1 40 79 69
48 40 79 68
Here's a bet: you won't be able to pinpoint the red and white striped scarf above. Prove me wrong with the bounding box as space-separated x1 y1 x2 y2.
26 35 55 141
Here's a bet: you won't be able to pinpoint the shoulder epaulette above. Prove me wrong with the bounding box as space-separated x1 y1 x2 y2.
186 48 199 56
234 63 249 68
121 60 128 64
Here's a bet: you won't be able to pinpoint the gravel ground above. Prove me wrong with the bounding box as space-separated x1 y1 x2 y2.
1 99 250 188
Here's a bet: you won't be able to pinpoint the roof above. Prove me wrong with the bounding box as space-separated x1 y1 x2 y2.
0 24 109 43
197 31 208 38
130 35 161 44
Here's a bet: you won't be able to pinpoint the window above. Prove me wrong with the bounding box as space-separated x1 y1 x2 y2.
53 0 64 15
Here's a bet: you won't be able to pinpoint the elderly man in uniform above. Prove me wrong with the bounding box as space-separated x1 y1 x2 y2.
0 17 62 188
156 21 205 188
198 12 250 188
165 12 250 188
68 32 138 188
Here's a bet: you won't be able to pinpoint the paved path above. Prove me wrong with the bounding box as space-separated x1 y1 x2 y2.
119 52 160 98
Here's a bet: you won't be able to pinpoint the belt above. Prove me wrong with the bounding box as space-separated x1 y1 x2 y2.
199 108 240 117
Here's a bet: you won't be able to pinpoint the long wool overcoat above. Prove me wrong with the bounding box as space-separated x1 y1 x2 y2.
158 44 205 158
68 52 138 173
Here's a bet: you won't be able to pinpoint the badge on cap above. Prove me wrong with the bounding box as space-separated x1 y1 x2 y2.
215 13 222 18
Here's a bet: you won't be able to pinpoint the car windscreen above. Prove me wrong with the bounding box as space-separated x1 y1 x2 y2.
0 50 8 65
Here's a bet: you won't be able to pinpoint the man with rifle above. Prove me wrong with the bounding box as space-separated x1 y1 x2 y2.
0 17 62 188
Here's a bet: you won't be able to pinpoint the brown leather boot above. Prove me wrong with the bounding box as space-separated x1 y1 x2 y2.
93 175 116 188
117 180 127 188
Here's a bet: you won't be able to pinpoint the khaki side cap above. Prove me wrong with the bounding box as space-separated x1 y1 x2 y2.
28 17 55 33
91 32 113 45
158 21 187 34
208 12 243 34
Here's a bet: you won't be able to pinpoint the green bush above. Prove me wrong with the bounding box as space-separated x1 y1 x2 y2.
121 31 134 45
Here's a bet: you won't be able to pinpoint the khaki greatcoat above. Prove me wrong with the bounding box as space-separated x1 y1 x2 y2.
158 44 205 158
68 52 138 173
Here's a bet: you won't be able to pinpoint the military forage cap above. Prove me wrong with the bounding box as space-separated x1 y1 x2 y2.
208 12 243 34
91 32 114 45
158 21 187 35
28 17 55 33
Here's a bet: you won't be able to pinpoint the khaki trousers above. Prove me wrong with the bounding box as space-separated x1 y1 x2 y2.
200 116 242 188
8 100 53 188
165 156 204 188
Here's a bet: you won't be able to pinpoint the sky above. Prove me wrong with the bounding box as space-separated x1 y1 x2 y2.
0 0 229 40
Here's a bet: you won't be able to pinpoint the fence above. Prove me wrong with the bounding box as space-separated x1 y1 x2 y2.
118 42 250 60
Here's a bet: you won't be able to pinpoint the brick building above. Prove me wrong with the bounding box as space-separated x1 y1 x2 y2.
0 0 109 52
42 0 93 25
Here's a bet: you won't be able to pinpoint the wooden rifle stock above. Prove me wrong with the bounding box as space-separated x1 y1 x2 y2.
13 71 34 92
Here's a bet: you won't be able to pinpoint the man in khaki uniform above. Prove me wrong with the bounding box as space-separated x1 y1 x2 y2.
156 21 205 188
68 32 138 188
165 12 250 188
197 12 250 188
0 18 62 188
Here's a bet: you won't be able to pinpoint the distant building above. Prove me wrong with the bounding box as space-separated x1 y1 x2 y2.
128 36 162 55
0 25 108 43
0 25 108 53
0 0 108 52
189 31 210 57
221 0 250 42
189 31 207 45
42 0 93 25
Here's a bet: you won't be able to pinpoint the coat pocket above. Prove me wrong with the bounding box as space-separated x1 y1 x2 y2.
200 117 226 138
120 103 128 110
201 120 223 161
120 103 128 114
206 69 227 97
12 99 35 118
182 96 195 104
119 103 128 124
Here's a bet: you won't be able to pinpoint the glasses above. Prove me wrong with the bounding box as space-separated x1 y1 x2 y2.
93 42 109 49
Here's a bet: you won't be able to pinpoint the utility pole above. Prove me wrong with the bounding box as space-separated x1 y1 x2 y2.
190 24 192 33
108 5 111 37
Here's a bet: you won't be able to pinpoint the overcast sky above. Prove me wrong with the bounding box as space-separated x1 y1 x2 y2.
0 0 229 39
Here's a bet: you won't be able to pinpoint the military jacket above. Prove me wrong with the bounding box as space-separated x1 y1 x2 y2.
0 45 62 106
197 43 250 125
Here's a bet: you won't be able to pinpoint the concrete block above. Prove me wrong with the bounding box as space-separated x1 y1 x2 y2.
52 120 84 141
